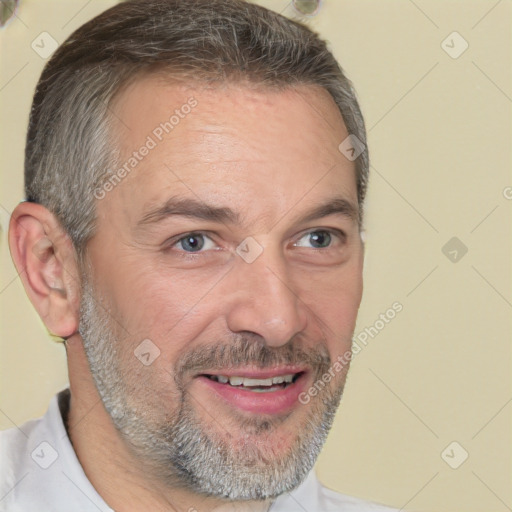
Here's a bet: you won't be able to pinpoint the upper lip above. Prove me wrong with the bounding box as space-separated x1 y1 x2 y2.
198 366 308 379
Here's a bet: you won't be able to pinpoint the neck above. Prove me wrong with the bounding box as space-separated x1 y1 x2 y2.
65 335 273 512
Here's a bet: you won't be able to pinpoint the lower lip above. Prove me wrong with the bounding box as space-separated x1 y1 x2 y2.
195 373 308 415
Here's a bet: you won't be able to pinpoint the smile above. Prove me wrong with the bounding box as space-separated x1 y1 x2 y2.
204 373 301 392
195 369 308 414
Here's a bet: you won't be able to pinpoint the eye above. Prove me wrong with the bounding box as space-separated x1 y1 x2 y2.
173 232 216 253
294 230 341 249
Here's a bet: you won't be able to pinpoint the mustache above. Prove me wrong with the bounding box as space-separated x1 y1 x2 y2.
174 334 332 379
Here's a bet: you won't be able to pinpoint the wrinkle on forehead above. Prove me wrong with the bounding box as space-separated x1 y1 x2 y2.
100 75 357 232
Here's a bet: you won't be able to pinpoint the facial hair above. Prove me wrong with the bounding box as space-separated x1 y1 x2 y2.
78 269 350 501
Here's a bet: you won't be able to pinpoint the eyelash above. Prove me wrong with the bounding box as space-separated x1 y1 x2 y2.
166 228 346 254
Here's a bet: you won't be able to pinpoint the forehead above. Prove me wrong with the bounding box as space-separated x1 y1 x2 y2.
103 75 358 227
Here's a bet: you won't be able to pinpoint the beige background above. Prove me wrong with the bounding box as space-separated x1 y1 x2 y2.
1 1 510 510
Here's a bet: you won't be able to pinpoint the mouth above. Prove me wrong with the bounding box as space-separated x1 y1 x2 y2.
204 372 302 391
194 368 309 415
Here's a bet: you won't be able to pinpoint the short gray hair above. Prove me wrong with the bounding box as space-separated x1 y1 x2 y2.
25 0 368 261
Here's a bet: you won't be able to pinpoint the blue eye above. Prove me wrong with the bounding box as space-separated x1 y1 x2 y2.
295 230 335 249
175 233 215 252
169 229 343 255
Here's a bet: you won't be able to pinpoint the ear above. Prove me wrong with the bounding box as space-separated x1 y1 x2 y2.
8 201 81 338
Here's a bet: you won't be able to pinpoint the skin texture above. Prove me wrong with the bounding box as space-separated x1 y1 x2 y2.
9 77 364 511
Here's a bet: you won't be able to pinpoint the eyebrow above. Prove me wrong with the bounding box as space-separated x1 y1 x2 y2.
137 195 359 228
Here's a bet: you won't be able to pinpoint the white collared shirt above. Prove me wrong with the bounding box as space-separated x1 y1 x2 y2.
0 389 397 511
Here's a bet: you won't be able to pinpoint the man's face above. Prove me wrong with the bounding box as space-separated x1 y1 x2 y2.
79 76 363 499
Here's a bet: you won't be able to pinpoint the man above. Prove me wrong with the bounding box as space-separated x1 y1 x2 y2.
2 0 398 510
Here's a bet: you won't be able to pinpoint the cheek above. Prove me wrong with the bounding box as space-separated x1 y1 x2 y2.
311 294 360 357
111 265 226 372
298 263 363 337
109 258 220 330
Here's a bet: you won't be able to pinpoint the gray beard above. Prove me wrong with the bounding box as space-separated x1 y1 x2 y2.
78 270 347 501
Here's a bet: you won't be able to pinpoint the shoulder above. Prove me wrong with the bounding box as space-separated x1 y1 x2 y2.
0 417 42 512
274 470 399 512
319 482 399 511
1 416 41 474
0 390 112 512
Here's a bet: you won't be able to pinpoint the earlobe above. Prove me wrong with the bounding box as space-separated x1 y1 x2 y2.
8 202 81 338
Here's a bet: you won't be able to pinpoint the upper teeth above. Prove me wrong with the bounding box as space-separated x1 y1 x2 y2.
213 374 295 386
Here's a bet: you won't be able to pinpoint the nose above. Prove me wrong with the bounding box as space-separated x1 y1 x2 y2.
224 249 308 348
